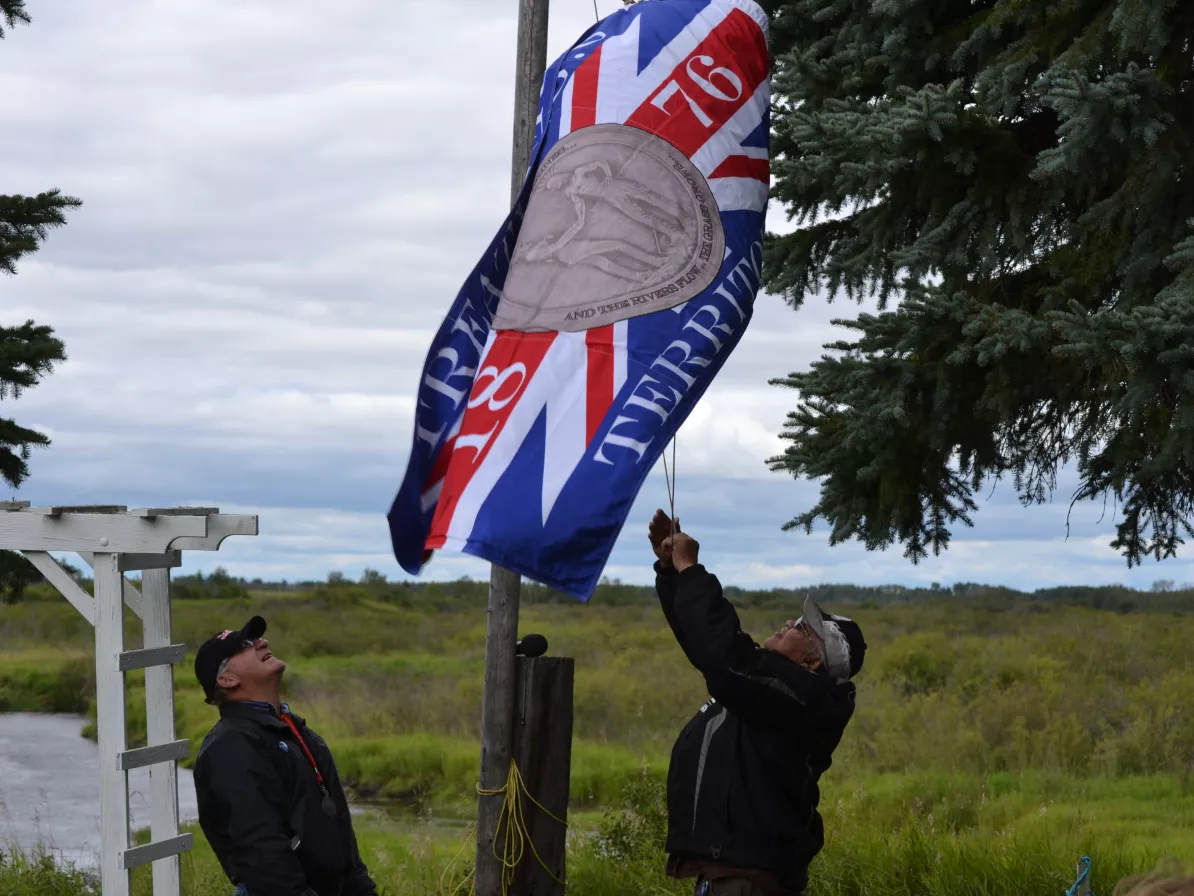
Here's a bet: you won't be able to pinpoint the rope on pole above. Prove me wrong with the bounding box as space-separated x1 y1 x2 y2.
442 757 569 896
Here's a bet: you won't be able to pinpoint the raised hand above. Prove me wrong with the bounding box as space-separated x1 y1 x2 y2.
648 509 680 567
663 531 699 573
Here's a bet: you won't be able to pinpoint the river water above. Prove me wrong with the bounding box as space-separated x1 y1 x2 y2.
0 713 199 869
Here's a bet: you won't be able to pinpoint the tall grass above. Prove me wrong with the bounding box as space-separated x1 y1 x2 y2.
5 593 1193 790
0 653 92 713
4 591 1194 893
135 773 1194 895
0 845 98 896
583 770 1191 896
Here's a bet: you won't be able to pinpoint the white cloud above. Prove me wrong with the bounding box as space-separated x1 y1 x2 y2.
4 0 1193 593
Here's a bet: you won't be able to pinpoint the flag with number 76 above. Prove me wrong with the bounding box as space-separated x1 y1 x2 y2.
388 0 771 601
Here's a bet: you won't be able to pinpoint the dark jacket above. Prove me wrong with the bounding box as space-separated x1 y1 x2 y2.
659 564 856 894
194 701 377 896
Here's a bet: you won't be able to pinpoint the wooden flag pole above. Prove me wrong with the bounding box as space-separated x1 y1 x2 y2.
475 0 550 892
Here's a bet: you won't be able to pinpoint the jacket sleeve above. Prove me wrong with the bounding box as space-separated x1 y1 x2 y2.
656 561 702 669
669 565 845 730
325 752 378 896
195 736 313 896
655 560 680 637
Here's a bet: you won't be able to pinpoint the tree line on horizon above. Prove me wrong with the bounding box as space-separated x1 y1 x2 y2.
9 564 1194 616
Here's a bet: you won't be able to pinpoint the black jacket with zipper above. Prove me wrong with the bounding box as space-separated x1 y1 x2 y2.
659 563 856 894
194 701 377 896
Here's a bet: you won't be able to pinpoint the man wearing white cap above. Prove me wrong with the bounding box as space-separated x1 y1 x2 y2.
648 510 867 896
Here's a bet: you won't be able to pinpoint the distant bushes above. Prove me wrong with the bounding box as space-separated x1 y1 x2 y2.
0 550 42 605
53 596 1194 794
18 560 1188 613
6 590 1194 784
170 567 249 600
0 656 92 713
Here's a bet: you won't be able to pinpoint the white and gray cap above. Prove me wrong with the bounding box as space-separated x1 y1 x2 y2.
797 595 867 682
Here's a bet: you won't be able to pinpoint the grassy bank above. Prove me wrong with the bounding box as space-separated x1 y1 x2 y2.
4 588 1194 893
0 651 92 713
6 770 1192 895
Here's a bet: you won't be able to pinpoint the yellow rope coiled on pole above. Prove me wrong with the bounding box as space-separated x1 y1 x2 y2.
440 756 568 896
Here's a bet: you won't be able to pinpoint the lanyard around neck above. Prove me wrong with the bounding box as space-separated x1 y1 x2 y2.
280 713 328 794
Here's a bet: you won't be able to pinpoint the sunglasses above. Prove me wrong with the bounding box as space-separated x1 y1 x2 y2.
787 618 828 663
216 639 257 678
776 618 815 638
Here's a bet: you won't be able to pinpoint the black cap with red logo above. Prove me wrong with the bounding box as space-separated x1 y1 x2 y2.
194 616 267 704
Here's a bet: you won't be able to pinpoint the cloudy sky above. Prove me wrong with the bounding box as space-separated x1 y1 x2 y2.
3 0 1190 593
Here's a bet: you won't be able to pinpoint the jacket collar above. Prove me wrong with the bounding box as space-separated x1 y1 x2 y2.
219 699 305 729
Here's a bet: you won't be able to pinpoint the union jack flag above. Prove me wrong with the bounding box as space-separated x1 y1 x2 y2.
389 0 770 600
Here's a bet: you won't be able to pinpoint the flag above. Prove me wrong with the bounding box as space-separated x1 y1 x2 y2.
389 0 770 600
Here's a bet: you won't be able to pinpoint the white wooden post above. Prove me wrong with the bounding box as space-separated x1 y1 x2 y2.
93 551 132 896
142 565 182 895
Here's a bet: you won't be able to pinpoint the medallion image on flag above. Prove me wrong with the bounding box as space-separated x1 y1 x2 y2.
389 0 772 600
494 123 725 333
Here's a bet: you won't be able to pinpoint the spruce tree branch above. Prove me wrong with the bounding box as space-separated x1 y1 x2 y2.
0 191 83 275
0 0 30 38
764 0 1194 567
0 3 71 496
0 319 63 488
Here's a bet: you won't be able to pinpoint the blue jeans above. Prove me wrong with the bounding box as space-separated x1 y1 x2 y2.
233 886 249 896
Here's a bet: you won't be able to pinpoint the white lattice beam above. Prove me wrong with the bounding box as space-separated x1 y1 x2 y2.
0 508 207 553
21 550 95 625
170 513 258 550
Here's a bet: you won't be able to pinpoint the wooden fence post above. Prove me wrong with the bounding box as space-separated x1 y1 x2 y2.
509 656 575 895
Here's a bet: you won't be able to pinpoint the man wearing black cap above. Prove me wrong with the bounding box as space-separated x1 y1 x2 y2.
648 510 867 896
192 616 378 896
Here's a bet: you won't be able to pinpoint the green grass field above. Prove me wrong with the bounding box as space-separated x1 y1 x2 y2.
3 585 1193 894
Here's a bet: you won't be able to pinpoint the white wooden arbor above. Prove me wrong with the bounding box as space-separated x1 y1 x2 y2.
0 503 258 896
